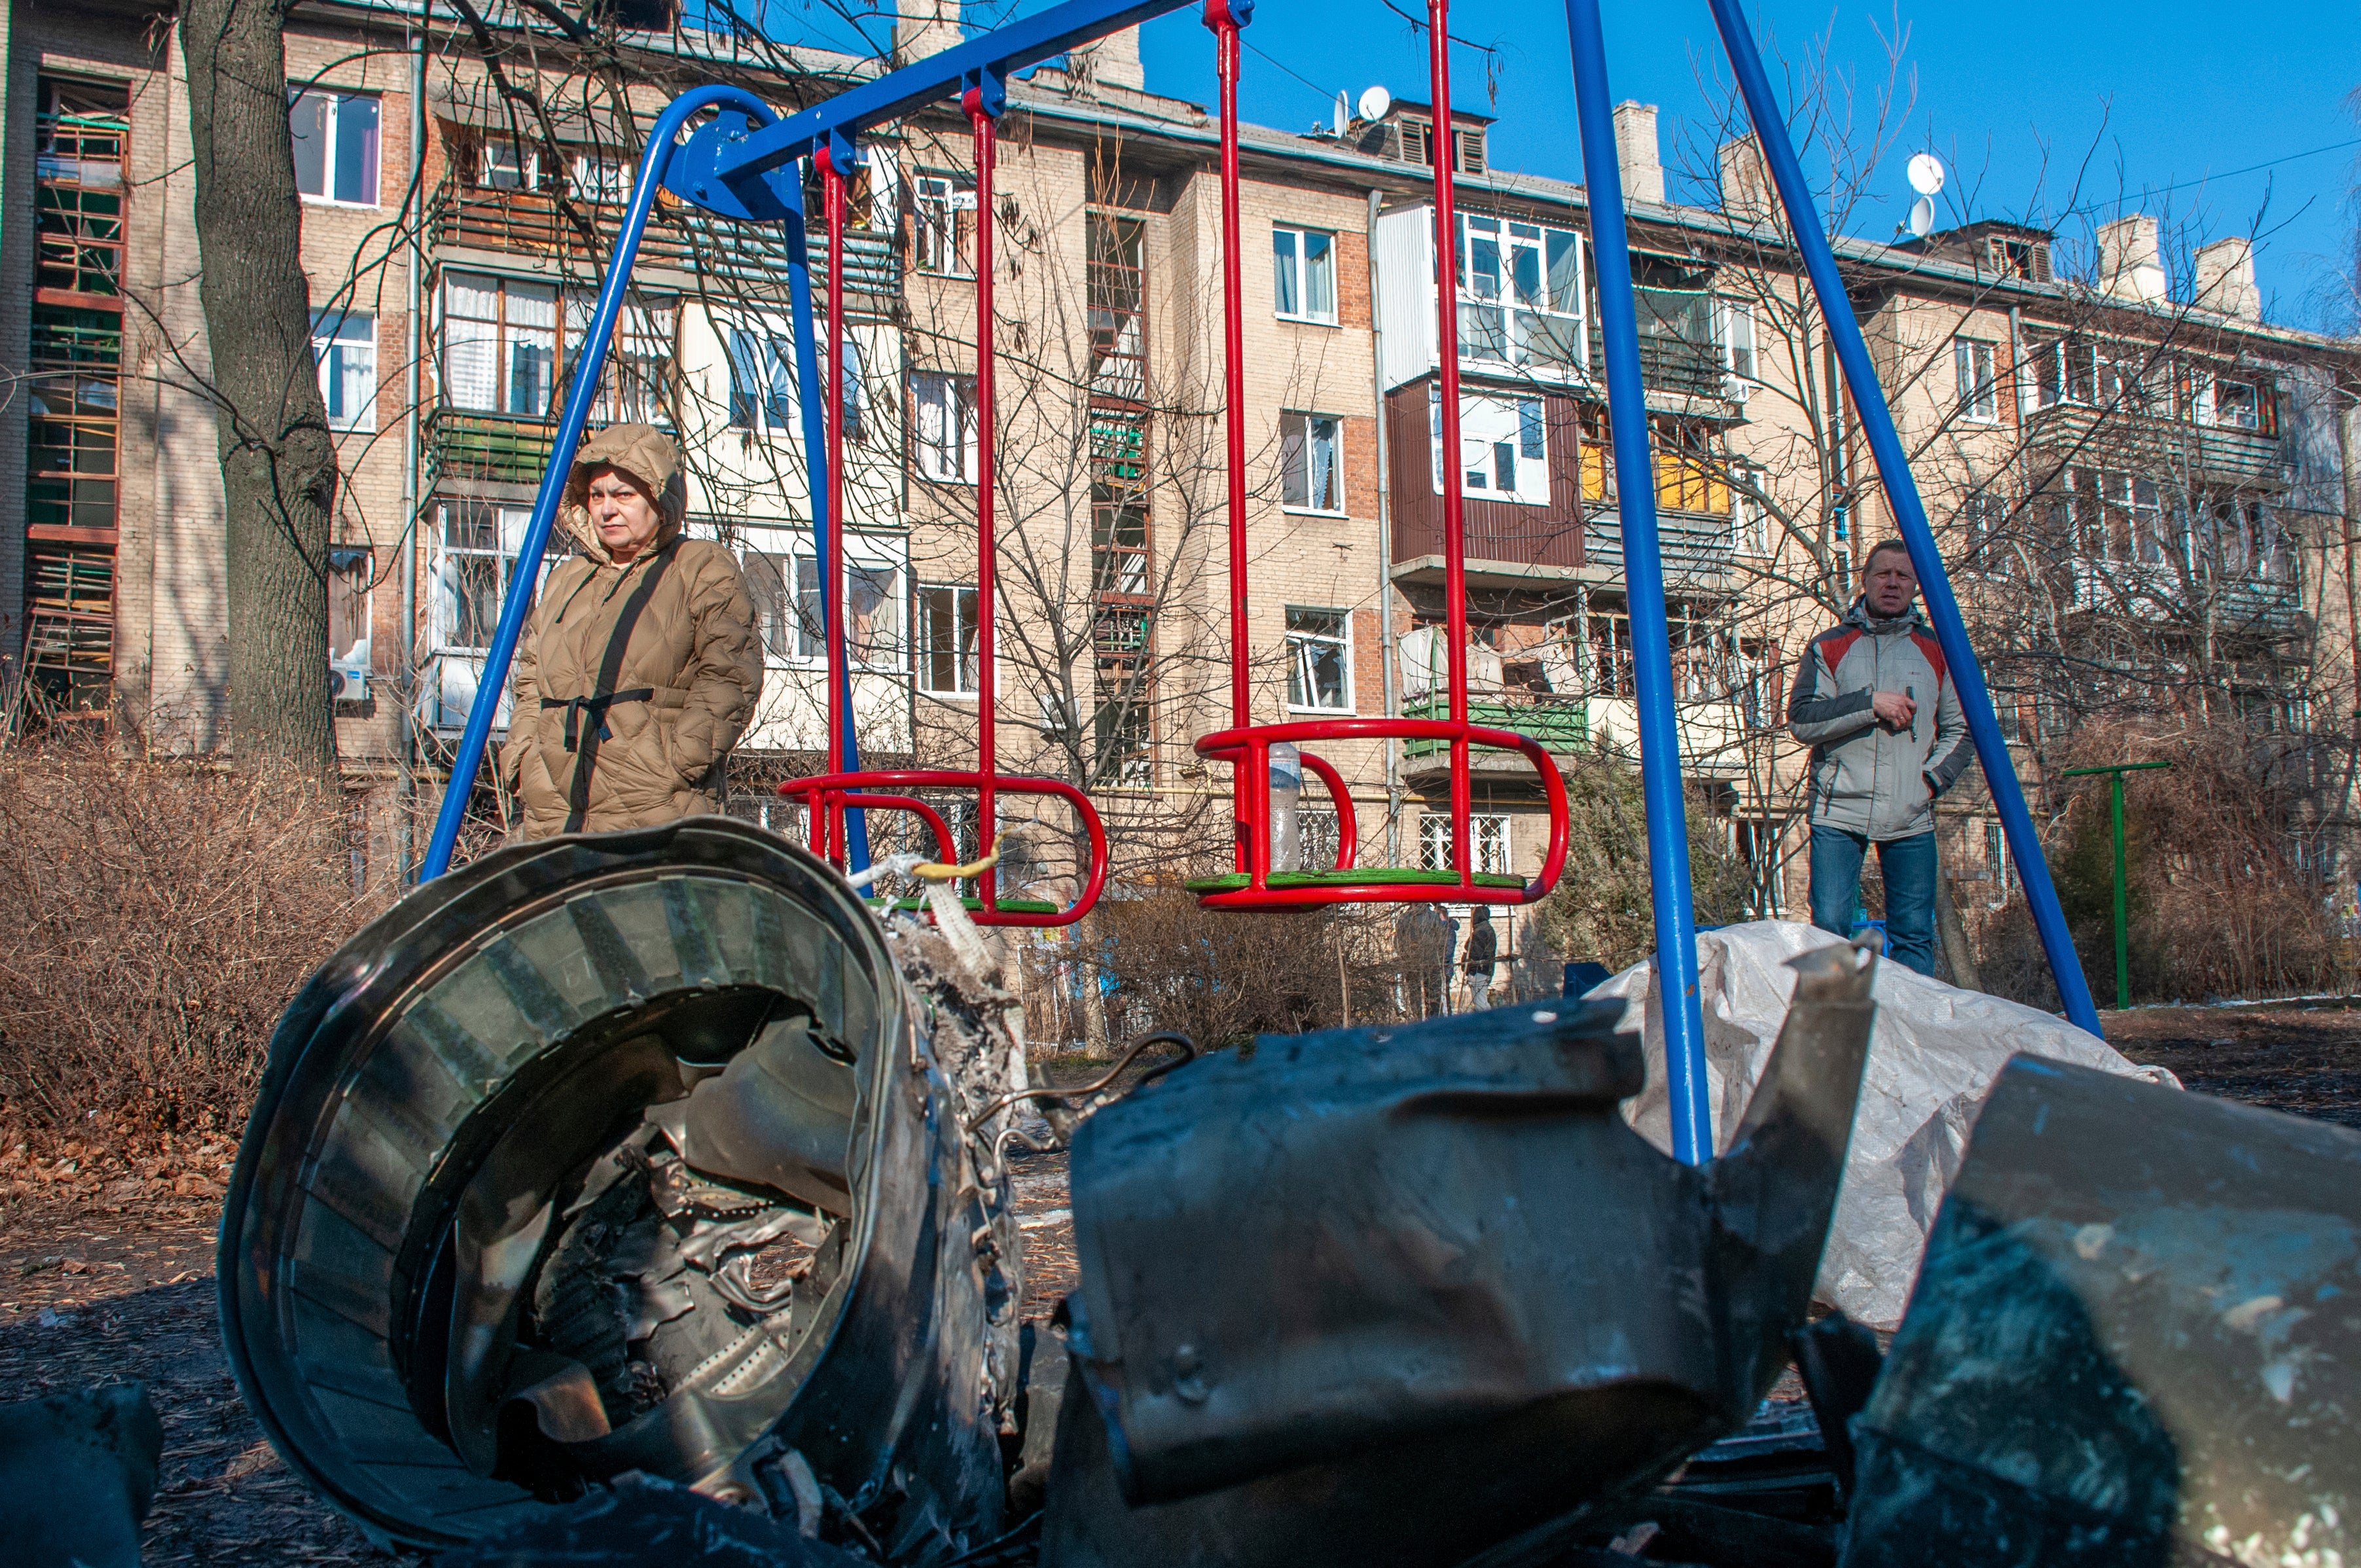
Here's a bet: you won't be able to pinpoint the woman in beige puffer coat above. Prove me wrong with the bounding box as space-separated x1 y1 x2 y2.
499 423 763 838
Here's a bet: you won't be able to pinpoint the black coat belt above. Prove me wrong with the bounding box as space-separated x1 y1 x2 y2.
543 688 655 751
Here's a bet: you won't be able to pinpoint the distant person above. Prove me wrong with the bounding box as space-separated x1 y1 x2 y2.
1396 902 1454 1018
1787 540 1969 976
1463 906 1500 1011
501 424 763 839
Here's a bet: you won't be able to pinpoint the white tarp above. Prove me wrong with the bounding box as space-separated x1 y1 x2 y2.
1593 919 2176 1328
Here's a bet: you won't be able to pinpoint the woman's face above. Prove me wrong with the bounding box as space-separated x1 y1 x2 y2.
586 465 663 563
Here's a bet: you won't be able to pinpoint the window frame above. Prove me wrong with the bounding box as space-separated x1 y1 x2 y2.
1284 605 1354 714
1454 212 1587 379
289 88 381 208
912 370 979 483
914 582 981 696
1430 389 1550 507
1272 224 1339 325
1953 336 1999 423
439 271 677 427
1279 410 1345 514
1417 811 1511 877
912 171 977 278
311 307 377 432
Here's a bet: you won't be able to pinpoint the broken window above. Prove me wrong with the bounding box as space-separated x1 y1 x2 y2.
913 172 977 277
1953 338 1998 423
1280 411 1343 512
1285 607 1351 712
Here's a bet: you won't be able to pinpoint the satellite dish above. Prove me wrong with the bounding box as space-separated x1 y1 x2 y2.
1334 92 1348 138
1358 84 1393 123
1906 152 1945 197
1907 194 1936 239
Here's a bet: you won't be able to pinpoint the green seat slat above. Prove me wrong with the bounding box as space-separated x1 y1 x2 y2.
1182 870 1526 893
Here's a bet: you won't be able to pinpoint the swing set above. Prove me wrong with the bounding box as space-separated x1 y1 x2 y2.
419 0 2104 1164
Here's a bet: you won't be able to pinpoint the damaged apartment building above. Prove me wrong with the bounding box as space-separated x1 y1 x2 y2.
1 0 2355 924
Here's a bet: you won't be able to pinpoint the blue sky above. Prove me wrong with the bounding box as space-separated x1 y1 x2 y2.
1128 0 2360 332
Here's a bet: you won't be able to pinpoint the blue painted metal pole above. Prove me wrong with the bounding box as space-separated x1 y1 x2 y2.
420 86 772 880
1562 0 1713 1163
1702 0 2102 1036
783 142 869 872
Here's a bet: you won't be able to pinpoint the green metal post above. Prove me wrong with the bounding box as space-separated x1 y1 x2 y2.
2061 760 2172 1012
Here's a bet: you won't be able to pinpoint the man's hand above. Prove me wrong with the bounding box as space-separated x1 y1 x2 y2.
1871 690 1917 729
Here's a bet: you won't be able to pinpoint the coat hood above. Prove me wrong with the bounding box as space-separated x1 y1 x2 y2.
560 423 688 565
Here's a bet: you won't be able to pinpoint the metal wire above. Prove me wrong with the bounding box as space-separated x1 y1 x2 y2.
962 1029 1199 1135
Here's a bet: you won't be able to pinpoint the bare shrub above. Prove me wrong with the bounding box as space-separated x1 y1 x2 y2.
1531 751 1754 972
0 735 386 1139
1983 718 2337 1007
1075 893 1411 1050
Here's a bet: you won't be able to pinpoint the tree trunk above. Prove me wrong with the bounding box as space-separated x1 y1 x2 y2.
1934 866 1983 993
180 0 338 773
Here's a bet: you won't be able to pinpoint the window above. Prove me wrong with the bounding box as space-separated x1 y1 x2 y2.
1286 607 1351 711
739 545 806 663
1399 116 1433 167
914 173 977 276
569 151 632 204
1737 487 1769 555
442 272 556 416
1272 226 1337 323
838 338 867 444
2214 378 2263 431
766 550 902 666
1984 821 2013 906
1717 298 1757 389
477 137 554 193
845 557 900 668
1432 389 1549 507
915 584 980 694
564 295 676 426
2070 469 2167 567
726 327 795 431
1651 417 1731 516
1087 214 1146 402
1418 812 1510 877
431 501 536 652
1300 808 1343 873
2033 340 2137 412
1280 411 1343 511
1953 338 1998 423
289 90 379 205
913 372 979 482
1457 214 1585 376
311 309 376 431
328 546 373 692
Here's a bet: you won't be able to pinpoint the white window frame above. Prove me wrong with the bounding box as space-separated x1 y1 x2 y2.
569 149 632 204
478 137 547 193
1716 297 1757 395
1279 410 1344 514
440 272 558 418
913 172 977 277
2214 376 2263 431
1953 337 1998 423
311 308 377 431
289 89 380 207
724 321 796 433
1432 389 1549 507
429 500 539 654
1272 225 1339 325
1418 812 1511 877
912 371 979 483
1284 605 1353 713
914 582 981 696
1456 213 1586 378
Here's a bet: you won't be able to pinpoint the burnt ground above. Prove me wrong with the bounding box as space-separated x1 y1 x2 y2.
4 1007 2355 1565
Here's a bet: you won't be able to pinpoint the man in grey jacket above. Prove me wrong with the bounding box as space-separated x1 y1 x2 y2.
1787 541 1972 975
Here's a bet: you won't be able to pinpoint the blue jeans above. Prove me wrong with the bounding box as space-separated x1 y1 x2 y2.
1810 825 1937 977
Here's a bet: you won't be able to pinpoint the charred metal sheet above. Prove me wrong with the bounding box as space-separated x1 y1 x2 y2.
0 1381 163 1568
431 1471 866 1566
1842 1057 2361 1568
220 819 1018 1560
1039 942 1879 1568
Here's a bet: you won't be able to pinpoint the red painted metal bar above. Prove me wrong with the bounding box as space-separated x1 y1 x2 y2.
966 88 1001 912
1296 751 1358 870
836 791 959 863
1426 0 1475 896
779 768 1110 927
1207 0 1256 883
818 145 854 798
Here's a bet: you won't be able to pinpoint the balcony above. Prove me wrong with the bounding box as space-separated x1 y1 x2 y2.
1400 692 1589 756
433 190 903 308
2026 403 2288 490
1398 690 1753 773
429 408 560 487
1583 511 1737 584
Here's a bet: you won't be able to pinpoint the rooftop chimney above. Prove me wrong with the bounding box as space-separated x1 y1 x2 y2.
2192 236 2262 321
1717 135 1770 224
1072 26 1145 95
894 0 961 65
2097 214 2168 305
1614 101 1663 206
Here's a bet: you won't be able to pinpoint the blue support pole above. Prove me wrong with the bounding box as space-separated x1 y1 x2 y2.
1562 0 1714 1163
784 139 869 872
420 85 777 880
1703 0 2102 1036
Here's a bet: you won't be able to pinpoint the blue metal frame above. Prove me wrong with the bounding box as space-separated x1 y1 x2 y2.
1562 0 1712 1162
420 0 2100 1124
1703 0 2102 1036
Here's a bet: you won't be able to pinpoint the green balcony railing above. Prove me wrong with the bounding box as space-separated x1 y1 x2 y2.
1400 693 1589 756
429 410 561 486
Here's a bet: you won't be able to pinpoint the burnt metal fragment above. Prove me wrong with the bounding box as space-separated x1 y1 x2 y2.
1039 942 1880 1568
431 1470 867 1566
0 1381 164 1568
220 820 1018 1559
1788 1311 1882 1499
1842 1057 2361 1568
